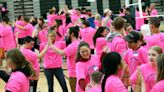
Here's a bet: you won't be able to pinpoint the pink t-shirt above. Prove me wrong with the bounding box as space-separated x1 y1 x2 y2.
85 85 101 92
14 20 26 38
151 9 158 16
0 25 16 51
55 26 65 41
76 55 98 92
95 37 107 68
102 17 112 28
47 14 59 27
0 23 4 48
24 23 34 37
38 29 48 43
105 75 128 92
94 20 101 28
110 35 127 56
135 11 145 30
5 71 29 92
64 39 80 77
151 79 164 92
146 33 164 52
131 63 156 92
80 27 96 49
20 47 40 78
124 47 148 75
63 23 74 35
40 41 66 69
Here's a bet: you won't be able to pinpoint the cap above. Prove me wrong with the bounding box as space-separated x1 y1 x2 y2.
124 31 140 42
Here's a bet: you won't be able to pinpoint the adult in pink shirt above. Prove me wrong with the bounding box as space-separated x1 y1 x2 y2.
0 17 16 51
150 3 158 16
80 20 96 53
102 9 112 29
106 17 127 56
124 31 148 75
151 54 164 92
4 49 37 92
93 26 108 69
102 52 127 92
135 7 145 31
39 30 68 92
146 17 164 51
85 71 103 92
47 9 59 27
14 15 26 45
131 46 163 92
20 36 40 92
71 8 81 25
76 41 99 92
48 26 80 92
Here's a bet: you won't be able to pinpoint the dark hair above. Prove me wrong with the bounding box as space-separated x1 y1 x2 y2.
76 41 90 62
55 19 63 37
113 17 125 30
38 17 45 30
49 9 55 14
23 36 34 44
18 15 23 20
66 14 72 26
69 26 79 38
91 71 103 84
82 20 90 27
6 49 36 77
93 26 106 46
124 23 131 31
102 52 122 92
149 17 161 28
2 17 9 24
156 54 164 82
120 8 124 13
138 32 147 46
24 17 30 23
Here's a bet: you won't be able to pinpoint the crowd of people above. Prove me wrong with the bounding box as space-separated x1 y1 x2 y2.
0 2 164 92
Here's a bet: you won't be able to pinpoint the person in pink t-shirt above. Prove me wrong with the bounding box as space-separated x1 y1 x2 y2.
39 30 68 92
130 46 163 92
124 31 148 75
124 23 133 35
47 26 80 92
47 9 59 27
0 17 16 51
135 7 145 31
94 14 102 29
102 52 128 92
20 36 40 92
119 8 125 17
93 26 108 69
150 3 158 16
102 9 112 29
17 17 34 37
4 49 36 92
14 15 26 45
63 14 74 36
106 17 127 56
151 54 164 92
146 17 164 51
85 71 103 92
76 41 99 92
80 20 96 54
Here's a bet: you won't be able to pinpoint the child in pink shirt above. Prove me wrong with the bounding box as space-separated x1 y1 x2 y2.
80 20 96 53
39 30 68 92
76 41 99 92
85 71 103 92
47 9 59 27
102 52 127 92
130 46 163 92
5 49 37 92
150 54 164 92
94 14 102 29
135 8 145 31
124 31 148 75
0 17 16 51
